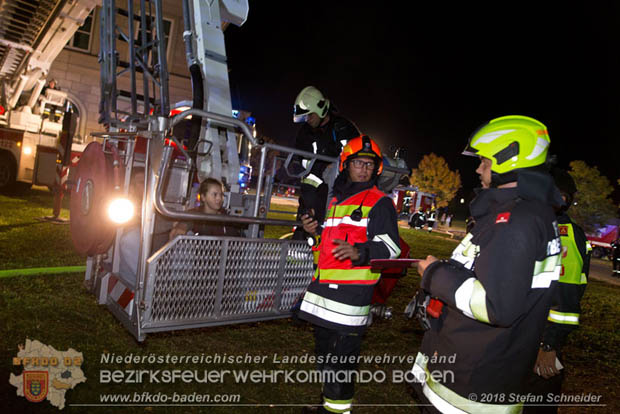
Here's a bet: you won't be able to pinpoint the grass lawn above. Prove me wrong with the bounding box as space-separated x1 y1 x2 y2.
0 187 618 413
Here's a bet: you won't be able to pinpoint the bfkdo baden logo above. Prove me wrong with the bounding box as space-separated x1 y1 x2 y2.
9 339 87 410
24 371 49 403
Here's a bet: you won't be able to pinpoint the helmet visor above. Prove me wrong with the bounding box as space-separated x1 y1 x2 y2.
462 121 487 158
461 141 479 158
293 104 310 123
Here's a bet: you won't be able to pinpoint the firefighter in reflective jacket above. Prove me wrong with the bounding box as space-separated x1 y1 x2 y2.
298 135 400 414
612 237 620 277
412 116 564 414
522 168 592 414
292 86 360 240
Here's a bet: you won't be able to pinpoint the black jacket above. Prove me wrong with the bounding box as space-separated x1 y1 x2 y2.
418 170 564 400
294 114 359 178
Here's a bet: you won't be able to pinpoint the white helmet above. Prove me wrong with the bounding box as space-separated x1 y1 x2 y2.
293 86 330 123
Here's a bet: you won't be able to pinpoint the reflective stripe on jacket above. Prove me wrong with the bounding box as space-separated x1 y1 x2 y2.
416 185 562 406
542 214 591 349
297 185 400 332
315 188 385 285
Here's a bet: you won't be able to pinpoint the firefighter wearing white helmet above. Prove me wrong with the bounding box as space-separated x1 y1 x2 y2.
292 86 359 240
411 115 564 414
293 86 331 125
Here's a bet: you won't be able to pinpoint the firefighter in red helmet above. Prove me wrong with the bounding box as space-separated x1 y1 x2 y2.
298 135 400 413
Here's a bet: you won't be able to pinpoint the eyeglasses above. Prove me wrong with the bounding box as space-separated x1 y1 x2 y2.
350 159 376 170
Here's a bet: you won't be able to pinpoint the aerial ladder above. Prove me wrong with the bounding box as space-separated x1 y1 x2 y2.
69 0 410 341
0 0 98 192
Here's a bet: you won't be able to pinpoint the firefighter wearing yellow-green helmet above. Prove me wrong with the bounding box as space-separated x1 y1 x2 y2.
293 86 331 123
411 114 564 414
462 115 551 177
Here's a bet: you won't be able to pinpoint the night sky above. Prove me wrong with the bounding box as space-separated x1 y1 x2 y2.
224 2 619 195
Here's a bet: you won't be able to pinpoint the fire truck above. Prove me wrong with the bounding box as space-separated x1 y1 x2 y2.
586 223 619 259
0 0 98 192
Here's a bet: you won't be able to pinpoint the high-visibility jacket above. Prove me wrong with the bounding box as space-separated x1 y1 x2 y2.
298 186 400 333
412 175 564 414
541 213 591 349
315 188 387 285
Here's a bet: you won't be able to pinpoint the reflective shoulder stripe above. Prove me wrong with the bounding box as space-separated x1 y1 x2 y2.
531 270 560 288
372 234 401 259
411 352 522 414
470 280 490 323
454 278 490 323
586 241 593 253
548 310 580 325
302 173 323 187
531 254 561 288
451 233 479 270
534 254 560 274
454 278 476 319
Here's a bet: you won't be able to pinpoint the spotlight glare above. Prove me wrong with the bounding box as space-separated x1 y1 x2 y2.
108 198 134 224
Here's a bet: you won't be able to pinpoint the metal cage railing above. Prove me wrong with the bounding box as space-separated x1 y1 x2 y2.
140 235 314 333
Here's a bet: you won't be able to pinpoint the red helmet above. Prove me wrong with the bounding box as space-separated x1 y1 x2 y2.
339 135 383 174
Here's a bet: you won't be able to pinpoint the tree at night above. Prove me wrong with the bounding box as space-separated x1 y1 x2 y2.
568 160 617 233
410 153 461 208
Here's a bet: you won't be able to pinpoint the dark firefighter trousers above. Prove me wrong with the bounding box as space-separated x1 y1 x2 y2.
314 325 363 412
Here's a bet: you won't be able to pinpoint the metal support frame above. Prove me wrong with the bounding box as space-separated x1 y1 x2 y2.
99 0 169 127
89 0 411 342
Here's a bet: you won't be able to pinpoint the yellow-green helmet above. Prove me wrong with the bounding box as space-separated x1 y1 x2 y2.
463 115 550 174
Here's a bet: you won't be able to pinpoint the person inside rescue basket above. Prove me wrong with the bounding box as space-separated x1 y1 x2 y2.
169 178 241 239
411 115 564 414
297 135 401 414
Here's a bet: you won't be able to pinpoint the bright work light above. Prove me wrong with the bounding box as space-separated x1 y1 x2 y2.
108 198 134 224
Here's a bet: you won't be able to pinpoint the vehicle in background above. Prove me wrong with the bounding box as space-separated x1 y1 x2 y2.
587 223 619 259
0 0 97 191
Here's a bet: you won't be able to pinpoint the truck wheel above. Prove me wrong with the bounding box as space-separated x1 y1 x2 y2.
0 152 17 191
592 246 605 259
